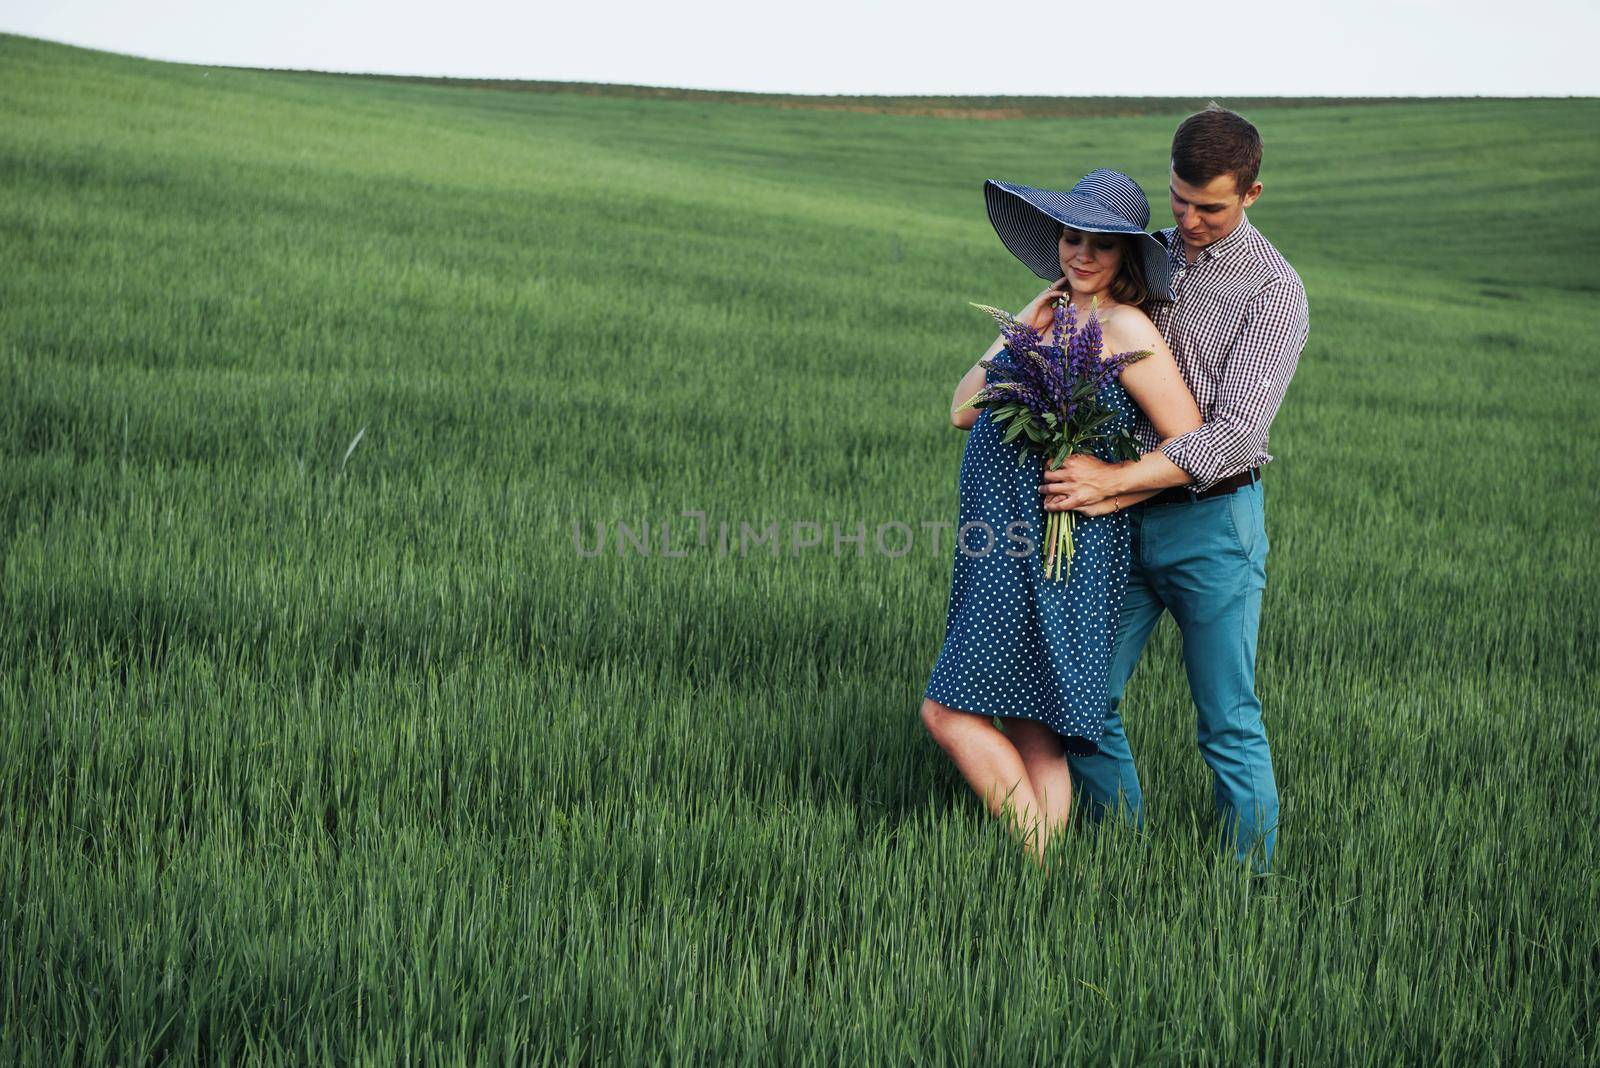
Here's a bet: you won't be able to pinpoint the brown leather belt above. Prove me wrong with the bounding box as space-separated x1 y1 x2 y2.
1141 466 1261 507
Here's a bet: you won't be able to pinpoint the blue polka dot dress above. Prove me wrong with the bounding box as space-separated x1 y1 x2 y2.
924 358 1139 757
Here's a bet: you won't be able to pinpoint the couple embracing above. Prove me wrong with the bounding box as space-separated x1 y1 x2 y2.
920 105 1309 874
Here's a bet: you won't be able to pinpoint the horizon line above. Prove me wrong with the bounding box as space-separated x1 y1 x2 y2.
7 31 1599 108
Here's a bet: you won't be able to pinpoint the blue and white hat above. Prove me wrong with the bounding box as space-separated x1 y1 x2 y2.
983 169 1174 302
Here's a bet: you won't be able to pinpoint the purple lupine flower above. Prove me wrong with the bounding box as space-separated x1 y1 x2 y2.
1042 356 1068 411
985 380 1048 415
1078 311 1102 355
1100 350 1141 381
1071 313 1104 381
979 356 1051 418
969 303 1043 354
1013 347 1058 396
998 318 1041 354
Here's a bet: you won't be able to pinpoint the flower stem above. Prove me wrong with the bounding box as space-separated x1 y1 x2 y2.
1043 509 1056 574
1054 511 1075 582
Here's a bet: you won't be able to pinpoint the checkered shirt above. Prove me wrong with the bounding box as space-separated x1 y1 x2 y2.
1135 214 1309 493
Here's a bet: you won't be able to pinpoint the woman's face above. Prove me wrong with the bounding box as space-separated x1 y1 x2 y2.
1057 227 1125 300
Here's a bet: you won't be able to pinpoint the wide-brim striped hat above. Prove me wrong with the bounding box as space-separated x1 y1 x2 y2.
983 169 1174 302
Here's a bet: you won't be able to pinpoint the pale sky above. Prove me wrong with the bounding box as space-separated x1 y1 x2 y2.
5 0 1598 97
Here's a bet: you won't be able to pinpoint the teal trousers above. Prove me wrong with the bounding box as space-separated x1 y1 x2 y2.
1067 476 1280 871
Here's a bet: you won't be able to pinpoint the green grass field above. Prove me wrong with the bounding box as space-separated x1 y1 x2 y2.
2 31 1598 1064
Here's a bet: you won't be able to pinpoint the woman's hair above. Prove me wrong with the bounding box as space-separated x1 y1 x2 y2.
1109 233 1156 311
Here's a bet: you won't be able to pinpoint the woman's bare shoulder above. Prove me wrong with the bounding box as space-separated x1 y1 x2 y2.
1099 303 1163 350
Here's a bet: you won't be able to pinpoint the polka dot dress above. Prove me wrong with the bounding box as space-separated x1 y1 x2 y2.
924 370 1138 757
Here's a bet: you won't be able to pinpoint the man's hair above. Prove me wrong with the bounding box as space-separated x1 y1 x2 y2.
1171 104 1261 195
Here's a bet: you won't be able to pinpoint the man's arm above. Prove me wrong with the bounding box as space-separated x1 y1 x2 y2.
1041 275 1309 511
1107 446 1199 496
1041 438 1197 514
1060 443 1192 516
1153 277 1310 493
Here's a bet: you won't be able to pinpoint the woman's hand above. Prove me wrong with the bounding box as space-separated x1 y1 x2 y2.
1015 277 1070 334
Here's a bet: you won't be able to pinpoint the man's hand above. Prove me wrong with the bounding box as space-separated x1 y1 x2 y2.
1039 454 1121 511
1071 496 1122 517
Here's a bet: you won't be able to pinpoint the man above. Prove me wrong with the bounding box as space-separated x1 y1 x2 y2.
1039 105 1309 872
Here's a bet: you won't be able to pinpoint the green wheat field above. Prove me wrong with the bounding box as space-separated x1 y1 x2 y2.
2 31 1597 1065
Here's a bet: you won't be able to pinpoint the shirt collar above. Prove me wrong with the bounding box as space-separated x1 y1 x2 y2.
1164 228 1185 268
1169 212 1255 267
1202 212 1255 262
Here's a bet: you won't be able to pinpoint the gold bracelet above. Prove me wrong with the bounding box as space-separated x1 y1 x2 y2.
1112 495 1122 513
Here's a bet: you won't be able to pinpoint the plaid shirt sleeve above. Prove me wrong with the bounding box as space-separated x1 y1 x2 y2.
1159 277 1310 492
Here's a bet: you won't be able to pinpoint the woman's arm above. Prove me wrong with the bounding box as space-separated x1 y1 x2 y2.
1110 309 1202 444
951 333 1007 430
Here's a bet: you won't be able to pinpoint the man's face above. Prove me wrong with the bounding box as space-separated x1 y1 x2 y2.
1169 167 1262 251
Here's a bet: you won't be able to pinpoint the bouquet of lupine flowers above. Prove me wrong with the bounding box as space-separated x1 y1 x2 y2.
954 296 1150 582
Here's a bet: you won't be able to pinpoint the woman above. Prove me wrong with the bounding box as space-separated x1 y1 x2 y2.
920 170 1202 865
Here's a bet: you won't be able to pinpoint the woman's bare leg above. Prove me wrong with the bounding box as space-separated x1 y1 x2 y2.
920 697 1048 861
1006 719 1074 847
